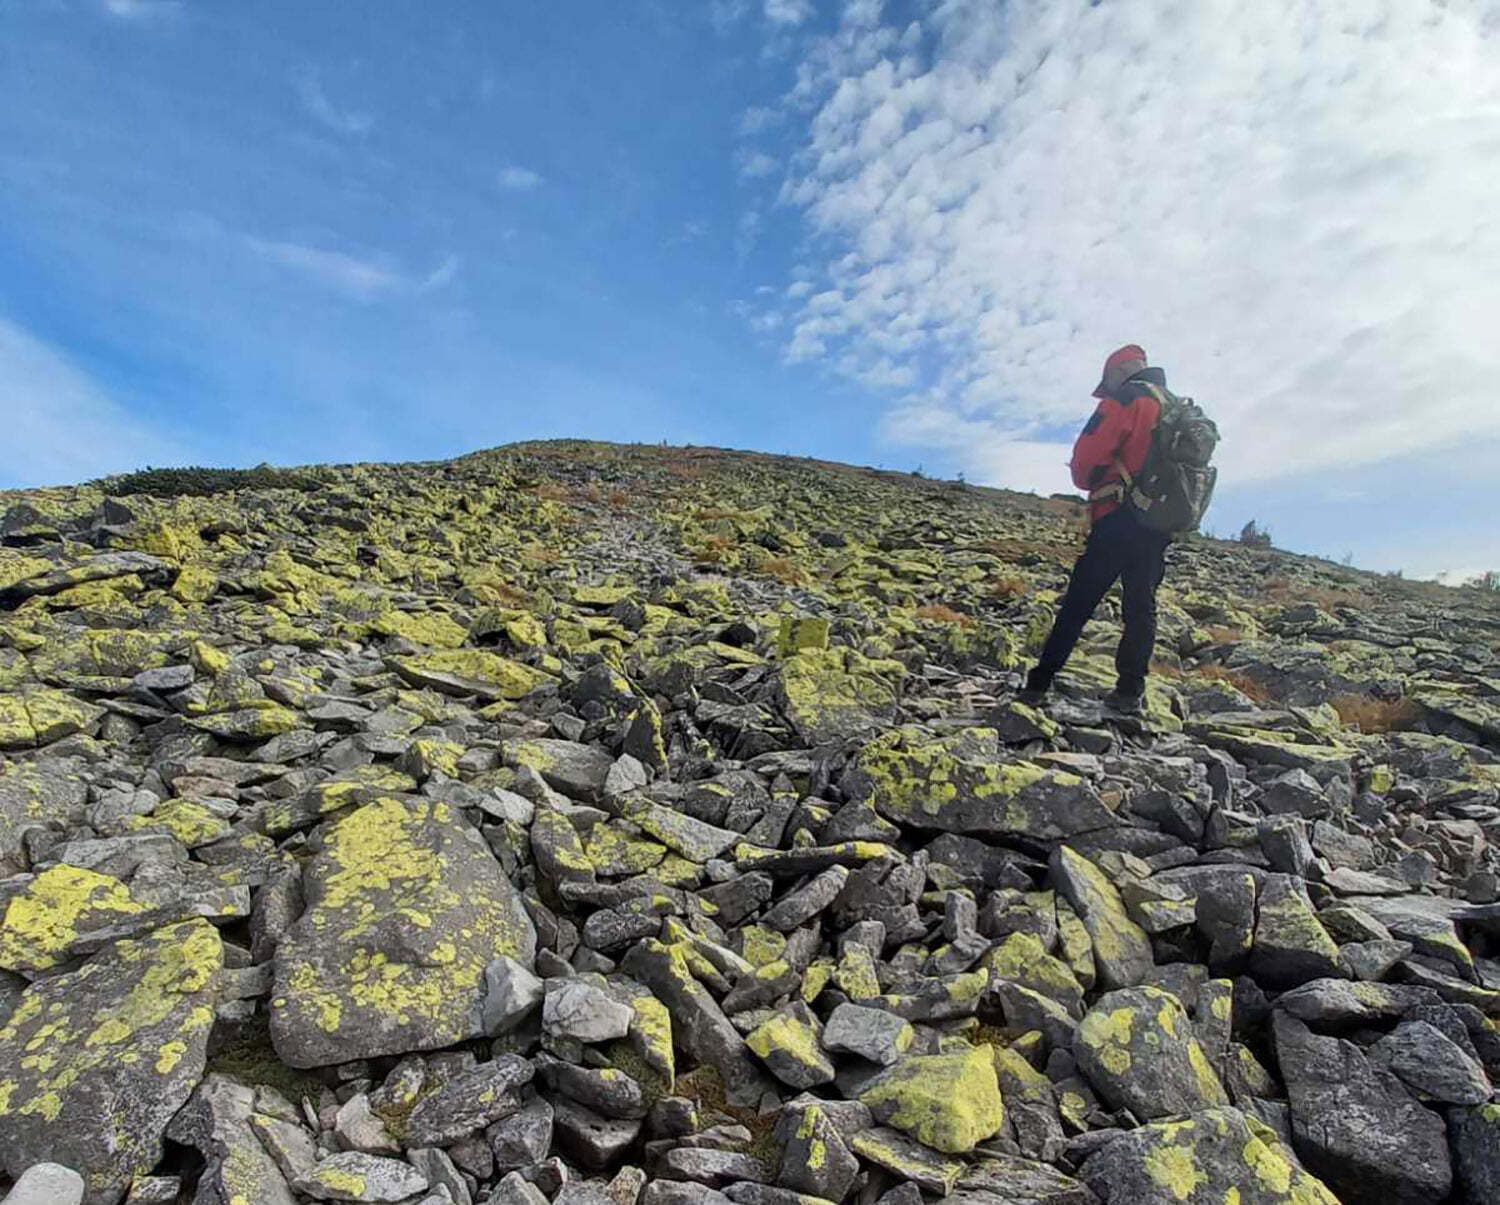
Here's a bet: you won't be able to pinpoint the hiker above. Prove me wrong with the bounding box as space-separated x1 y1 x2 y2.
1019 344 1217 716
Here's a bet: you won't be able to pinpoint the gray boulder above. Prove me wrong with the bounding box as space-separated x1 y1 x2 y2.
1274 1013 1451 1205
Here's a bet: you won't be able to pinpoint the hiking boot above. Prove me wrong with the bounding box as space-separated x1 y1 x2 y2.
1102 689 1144 716
1016 668 1052 709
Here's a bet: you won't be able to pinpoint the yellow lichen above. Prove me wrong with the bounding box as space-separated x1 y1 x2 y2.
1143 1137 1208 1201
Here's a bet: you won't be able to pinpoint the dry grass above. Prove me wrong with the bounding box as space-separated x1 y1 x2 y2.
1262 576 1367 611
693 534 736 564
989 575 1030 600
1202 625 1246 644
915 603 976 629
488 581 532 607
606 488 630 511
528 482 571 502
1331 694 1423 733
760 557 808 586
675 1066 780 1168
1190 664 1274 705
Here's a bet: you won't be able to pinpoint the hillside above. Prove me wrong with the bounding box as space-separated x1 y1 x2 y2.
0 439 1495 1204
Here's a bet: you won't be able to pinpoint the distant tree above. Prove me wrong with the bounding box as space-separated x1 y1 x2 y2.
1238 520 1273 549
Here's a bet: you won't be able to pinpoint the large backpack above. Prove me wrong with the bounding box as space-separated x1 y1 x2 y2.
1116 381 1219 535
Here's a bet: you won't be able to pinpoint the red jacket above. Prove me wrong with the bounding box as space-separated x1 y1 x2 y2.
1071 371 1165 522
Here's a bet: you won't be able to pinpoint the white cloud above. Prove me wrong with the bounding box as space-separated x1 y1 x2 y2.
102 0 180 18
245 237 402 301
244 238 459 302
498 165 544 191
0 317 189 487
419 255 460 293
780 0 1500 492
738 150 780 180
740 105 780 136
295 71 372 136
765 0 814 27
710 0 750 33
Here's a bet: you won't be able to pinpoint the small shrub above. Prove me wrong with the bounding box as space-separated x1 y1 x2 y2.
107 464 324 497
989 575 1029 600
914 603 975 629
1331 694 1422 733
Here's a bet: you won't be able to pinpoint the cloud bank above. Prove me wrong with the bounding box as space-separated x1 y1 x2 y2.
775 0 1500 489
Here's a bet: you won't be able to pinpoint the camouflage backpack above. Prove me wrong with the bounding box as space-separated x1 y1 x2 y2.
1117 382 1219 535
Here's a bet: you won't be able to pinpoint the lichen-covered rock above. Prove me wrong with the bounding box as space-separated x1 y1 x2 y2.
270 798 536 1067
293 1151 429 1202
1249 874 1343 989
776 1098 859 1202
1074 986 1228 1120
845 727 1118 840
776 646 904 744
745 1003 835 1089
1449 1103 1500 1205
0 920 222 1204
0 760 89 876
1051 846 1154 990
392 650 550 700
1079 1106 1338 1204
0 688 103 750
859 1045 1006 1154
504 739 615 802
0 865 149 972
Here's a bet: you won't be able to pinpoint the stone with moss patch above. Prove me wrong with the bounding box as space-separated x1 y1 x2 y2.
1052 845 1154 990
269 798 536 1067
777 646 904 744
844 727 1118 840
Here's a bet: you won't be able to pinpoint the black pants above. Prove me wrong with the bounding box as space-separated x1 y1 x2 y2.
1029 509 1170 697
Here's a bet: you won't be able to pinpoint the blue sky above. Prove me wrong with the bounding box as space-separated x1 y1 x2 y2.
2 0 1497 581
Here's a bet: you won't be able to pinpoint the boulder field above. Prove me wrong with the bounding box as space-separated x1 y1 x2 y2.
0 440 1494 1204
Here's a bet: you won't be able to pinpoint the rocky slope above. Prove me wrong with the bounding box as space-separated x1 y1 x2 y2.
0 439 1495 1205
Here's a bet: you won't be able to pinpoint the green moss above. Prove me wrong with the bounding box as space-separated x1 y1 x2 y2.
207 1013 326 1103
